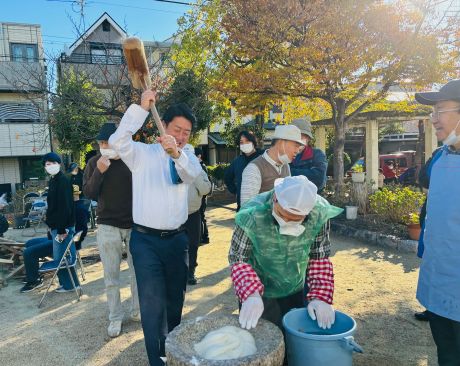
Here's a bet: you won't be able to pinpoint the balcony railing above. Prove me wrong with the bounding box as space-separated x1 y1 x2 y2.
60 53 125 65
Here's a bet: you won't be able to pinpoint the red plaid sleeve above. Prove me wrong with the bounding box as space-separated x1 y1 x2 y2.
306 258 334 304
231 262 264 302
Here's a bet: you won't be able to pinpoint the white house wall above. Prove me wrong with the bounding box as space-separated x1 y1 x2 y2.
0 157 20 184
0 123 50 157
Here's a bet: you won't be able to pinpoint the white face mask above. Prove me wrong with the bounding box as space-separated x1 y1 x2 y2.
100 148 119 159
277 141 292 165
443 119 460 146
45 164 60 176
71 170 78 175
240 142 254 154
272 208 305 237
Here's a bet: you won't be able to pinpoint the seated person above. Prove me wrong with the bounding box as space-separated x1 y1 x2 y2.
20 233 53 292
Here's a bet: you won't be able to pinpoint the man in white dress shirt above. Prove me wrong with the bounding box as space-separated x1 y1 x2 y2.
109 90 202 366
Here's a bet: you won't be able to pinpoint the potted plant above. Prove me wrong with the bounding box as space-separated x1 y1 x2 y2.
351 164 365 183
406 212 421 241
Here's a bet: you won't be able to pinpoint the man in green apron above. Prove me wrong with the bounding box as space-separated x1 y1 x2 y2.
229 176 342 330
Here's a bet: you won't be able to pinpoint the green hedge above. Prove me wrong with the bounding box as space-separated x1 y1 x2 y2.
207 163 230 182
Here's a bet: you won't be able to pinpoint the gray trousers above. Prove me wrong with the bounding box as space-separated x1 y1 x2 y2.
97 224 139 322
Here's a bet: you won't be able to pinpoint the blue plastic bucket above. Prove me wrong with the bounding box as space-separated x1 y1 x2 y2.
282 308 363 366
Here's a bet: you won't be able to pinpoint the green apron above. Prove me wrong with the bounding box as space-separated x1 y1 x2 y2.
235 191 343 299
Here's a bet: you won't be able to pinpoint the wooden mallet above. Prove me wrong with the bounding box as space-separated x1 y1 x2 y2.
122 37 166 137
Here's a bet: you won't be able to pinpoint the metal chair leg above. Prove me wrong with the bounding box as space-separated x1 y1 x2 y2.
76 251 86 281
38 256 65 308
64 257 81 302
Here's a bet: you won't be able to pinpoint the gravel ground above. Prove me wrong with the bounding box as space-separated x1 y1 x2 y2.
0 203 436 365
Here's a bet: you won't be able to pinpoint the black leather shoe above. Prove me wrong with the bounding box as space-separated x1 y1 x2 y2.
187 275 198 285
414 310 429 321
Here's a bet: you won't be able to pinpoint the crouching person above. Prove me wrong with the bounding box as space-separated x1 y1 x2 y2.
83 122 139 338
229 176 342 330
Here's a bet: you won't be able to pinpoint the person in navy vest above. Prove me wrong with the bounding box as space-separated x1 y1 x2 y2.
415 79 460 365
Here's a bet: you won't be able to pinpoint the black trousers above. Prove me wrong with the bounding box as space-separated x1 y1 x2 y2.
184 211 201 274
428 311 460 366
199 197 209 242
239 290 304 330
130 229 189 366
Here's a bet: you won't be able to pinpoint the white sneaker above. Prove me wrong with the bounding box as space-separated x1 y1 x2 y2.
108 320 122 338
130 311 141 322
55 286 81 293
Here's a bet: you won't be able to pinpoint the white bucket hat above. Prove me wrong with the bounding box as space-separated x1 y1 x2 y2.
273 125 305 146
274 176 317 215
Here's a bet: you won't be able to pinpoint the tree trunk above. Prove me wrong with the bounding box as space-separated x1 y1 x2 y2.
333 100 347 193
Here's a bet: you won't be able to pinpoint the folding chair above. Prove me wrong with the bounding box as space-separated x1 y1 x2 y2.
22 200 47 237
38 231 83 308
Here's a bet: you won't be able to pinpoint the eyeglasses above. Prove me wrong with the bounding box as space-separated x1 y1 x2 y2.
430 108 460 119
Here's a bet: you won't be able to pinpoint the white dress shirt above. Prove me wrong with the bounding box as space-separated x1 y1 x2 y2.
239 150 291 206
109 104 202 230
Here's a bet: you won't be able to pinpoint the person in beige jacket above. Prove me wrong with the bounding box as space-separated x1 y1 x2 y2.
183 144 212 285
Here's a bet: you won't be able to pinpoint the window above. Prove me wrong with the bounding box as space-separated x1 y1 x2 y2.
102 20 110 32
90 47 122 64
10 43 38 62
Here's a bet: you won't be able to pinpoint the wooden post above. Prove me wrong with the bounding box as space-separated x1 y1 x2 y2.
365 119 379 191
351 181 368 215
314 126 327 152
424 118 438 163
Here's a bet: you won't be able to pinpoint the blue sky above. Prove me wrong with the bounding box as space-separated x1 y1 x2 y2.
2 0 192 57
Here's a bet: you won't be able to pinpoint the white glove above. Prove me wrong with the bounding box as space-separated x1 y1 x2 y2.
239 292 264 330
307 299 335 329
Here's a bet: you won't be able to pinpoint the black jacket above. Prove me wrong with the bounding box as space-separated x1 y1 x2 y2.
224 149 263 209
46 171 75 234
70 170 84 199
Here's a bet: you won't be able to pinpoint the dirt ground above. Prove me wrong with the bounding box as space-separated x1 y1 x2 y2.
0 203 436 366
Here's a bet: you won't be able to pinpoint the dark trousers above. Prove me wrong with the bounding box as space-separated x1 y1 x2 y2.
24 237 53 282
239 290 304 330
130 229 189 366
184 211 201 275
262 290 305 329
428 311 460 366
199 197 209 242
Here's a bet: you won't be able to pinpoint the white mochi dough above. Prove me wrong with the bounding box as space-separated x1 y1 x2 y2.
194 325 257 360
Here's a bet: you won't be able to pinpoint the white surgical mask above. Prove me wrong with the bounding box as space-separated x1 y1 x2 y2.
71 170 78 175
240 143 254 154
443 119 460 146
272 208 305 237
277 141 292 165
45 164 60 176
100 148 119 159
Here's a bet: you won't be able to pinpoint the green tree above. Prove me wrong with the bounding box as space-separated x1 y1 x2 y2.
50 70 106 158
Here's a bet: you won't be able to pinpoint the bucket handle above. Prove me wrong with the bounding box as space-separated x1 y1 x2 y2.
341 336 364 353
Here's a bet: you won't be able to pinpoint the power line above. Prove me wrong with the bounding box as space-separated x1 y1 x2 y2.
151 0 199 5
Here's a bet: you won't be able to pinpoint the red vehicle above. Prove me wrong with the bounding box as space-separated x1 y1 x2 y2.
379 151 416 177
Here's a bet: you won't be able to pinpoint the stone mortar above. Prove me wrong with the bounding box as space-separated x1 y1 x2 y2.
166 314 285 366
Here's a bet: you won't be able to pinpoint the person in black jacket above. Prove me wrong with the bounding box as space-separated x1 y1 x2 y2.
68 162 84 199
224 131 263 211
43 152 80 292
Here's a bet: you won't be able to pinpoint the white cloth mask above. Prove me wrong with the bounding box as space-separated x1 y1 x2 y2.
277 141 292 165
100 148 119 159
45 164 60 176
443 119 460 146
240 143 254 155
272 208 305 237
